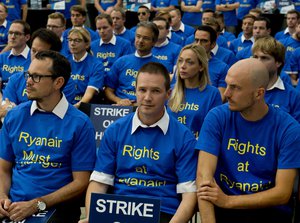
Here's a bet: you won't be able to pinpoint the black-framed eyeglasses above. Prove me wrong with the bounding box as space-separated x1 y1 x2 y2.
137 12 147 16
8 31 25 37
24 71 57 83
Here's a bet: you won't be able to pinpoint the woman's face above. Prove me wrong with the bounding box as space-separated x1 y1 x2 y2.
177 49 203 81
68 32 89 55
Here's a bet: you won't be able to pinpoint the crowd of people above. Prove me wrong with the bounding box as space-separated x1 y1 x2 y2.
0 1 300 223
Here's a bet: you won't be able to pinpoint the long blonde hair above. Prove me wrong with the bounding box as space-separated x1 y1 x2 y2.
168 44 210 112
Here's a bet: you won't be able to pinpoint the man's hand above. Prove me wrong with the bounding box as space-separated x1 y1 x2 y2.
0 198 11 219
7 200 37 222
115 99 135 106
197 180 229 208
0 98 16 118
78 218 89 223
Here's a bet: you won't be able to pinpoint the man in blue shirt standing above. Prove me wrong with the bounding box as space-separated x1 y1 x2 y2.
0 51 96 223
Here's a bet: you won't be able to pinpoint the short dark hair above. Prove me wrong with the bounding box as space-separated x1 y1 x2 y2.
11 20 31 35
254 16 271 30
137 62 170 91
70 5 86 17
136 21 159 43
95 13 113 26
31 28 62 52
196 25 217 43
152 16 170 30
35 50 71 90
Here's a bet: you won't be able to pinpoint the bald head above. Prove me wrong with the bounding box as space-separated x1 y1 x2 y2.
228 58 269 89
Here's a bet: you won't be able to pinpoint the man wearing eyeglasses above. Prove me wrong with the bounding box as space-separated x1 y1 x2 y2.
0 50 96 223
0 20 30 101
0 28 76 121
130 5 151 35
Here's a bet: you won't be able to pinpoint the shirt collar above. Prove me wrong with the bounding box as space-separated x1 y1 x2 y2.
155 38 169 47
131 107 169 135
267 76 285 91
30 94 69 119
178 22 185 32
241 35 254 43
167 32 172 39
9 45 30 58
0 20 7 28
114 27 126 35
211 44 219 55
100 34 116 46
72 51 88 62
135 51 152 58
284 27 289 34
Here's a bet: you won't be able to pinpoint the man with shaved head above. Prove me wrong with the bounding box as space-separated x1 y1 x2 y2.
196 58 300 223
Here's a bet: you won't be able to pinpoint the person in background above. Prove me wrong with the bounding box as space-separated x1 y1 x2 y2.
0 20 30 98
67 28 104 107
130 5 151 34
168 44 222 139
94 0 122 14
91 14 132 75
0 3 10 52
215 0 239 35
275 9 300 41
151 0 178 12
152 16 181 74
180 0 202 27
0 0 27 22
105 21 160 105
169 7 195 42
80 62 198 223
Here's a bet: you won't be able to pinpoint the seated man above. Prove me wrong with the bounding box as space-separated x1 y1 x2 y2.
80 62 198 223
0 51 96 223
105 22 160 106
196 58 300 223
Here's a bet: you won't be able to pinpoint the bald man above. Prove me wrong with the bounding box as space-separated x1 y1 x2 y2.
195 58 300 223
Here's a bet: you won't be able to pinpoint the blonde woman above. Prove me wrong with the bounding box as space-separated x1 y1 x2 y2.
67 28 104 107
168 44 222 139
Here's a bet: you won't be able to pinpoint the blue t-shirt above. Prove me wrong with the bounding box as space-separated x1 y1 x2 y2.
67 53 105 103
209 56 229 88
0 99 96 201
91 36 133 75
94 112 197 215
275 30 290 41
229 37 253 55
152 41 181 73
151 0 178 8
265 79 300 123
215 0 239 26
215 46 237 67
3 71 76 104
0 0 26 21
49 0 78 19
168 85 222 139
237 0 258 20
181 0 202 26
105 53 160 101
285 47 300 78
0 20 11 51
97 0 117 11
171 24 195 42
236 45 252 60
0 50 31 90
196 104 300 198
279 36 300 72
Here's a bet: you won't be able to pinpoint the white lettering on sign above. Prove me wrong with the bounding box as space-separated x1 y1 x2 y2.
94 107 131 117
96 199 154 218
